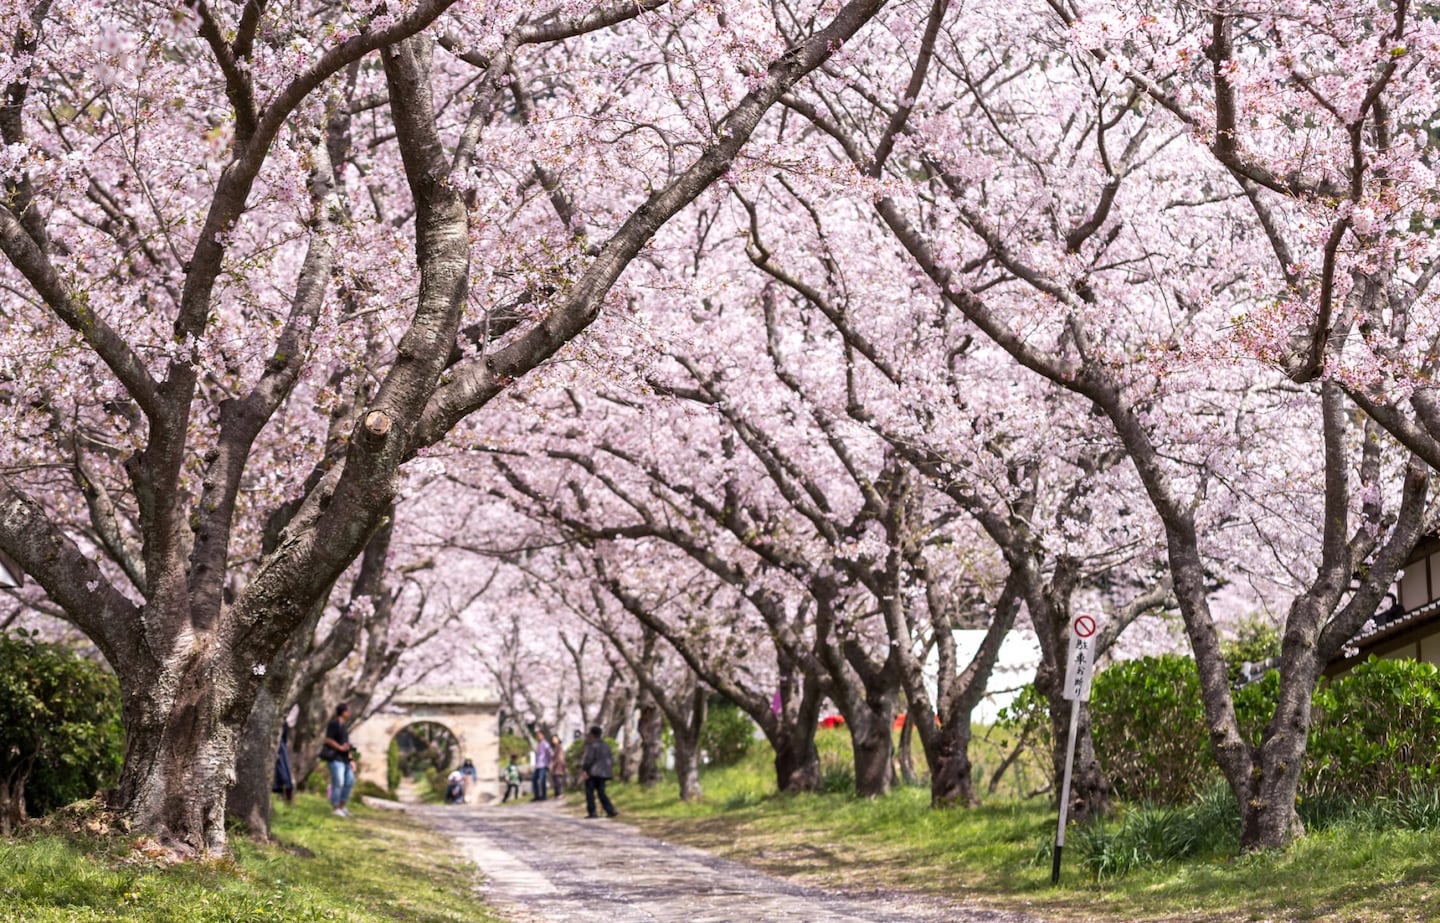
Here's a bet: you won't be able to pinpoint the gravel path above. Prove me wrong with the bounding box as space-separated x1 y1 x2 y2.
411 799 1047 923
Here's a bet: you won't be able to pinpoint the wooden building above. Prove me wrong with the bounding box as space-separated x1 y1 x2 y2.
1326 536 1440 676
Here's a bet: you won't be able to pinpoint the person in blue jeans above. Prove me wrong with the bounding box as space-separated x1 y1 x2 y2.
320 702 356 817
531 733 552 801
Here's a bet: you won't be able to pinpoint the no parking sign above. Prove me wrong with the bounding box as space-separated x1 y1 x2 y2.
1062 613 1098 701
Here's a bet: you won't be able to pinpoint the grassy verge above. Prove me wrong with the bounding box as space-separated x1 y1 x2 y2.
0 793 499 922
609 730 1440 922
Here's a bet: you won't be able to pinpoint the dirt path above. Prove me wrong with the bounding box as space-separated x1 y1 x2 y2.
411 799 1046 923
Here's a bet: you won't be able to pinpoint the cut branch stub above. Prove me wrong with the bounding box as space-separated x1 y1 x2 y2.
364 410 393 439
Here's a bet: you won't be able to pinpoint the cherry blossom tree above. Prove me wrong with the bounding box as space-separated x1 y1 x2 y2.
0 0 890 854
727 175 1175 817
775 0 1435 848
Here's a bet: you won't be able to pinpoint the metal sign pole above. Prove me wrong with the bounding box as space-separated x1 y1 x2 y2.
1052 612 1098 885
1052 695 1080 884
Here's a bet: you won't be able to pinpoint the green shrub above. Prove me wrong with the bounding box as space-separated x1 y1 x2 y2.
498 732 531 764
1220 615 1281 686
1231 667 1279 747
0 630 123 828
699 703 754 767
386 738 401 796
1090 655 1212 806
353 779 391 801
994 684 1054 790
422 766 447 803
1306 657 1440 799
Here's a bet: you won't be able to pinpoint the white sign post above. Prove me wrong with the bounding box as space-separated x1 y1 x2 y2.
1052 613 1100 885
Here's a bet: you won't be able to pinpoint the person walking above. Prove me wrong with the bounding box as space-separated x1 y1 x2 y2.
548 733 566 798
319 702 356 817
532 732 552 801
580 725 618 818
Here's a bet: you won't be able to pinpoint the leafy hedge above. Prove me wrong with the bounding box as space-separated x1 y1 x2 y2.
0 631 123 827
1089 655 1210 805
1087 654 1440 806
1307 657 1440 798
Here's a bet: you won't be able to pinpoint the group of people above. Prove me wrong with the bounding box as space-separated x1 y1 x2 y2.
503 726 618 818
444 759 479 803
509 731 566 802
312 702 618 819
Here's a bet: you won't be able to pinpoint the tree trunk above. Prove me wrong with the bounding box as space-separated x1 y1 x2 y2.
672 726 703 801
927 718 978 807
1236 660 1316 849
1044 694 1108 824
0 776 25 836
772 722 822 793
765 669 823 793
637 693 664 787
896 712 917 786
850 712 896 798
227 599 324 837
112 653 251 856
290 667 352 790
226 684 283 838
1031 593 1110 824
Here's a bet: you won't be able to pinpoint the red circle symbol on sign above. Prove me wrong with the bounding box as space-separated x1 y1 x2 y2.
1074 615 1097 638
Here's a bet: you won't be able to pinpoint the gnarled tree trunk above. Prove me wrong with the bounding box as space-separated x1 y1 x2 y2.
112 647 253 855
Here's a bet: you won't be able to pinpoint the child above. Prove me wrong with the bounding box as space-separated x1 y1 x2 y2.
502 754 521 803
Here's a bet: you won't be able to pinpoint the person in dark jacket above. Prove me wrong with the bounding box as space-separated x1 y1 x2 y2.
580 725 618 818
272 722 295 803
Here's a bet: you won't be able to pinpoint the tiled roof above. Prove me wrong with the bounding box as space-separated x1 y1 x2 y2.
1351 597 1440 649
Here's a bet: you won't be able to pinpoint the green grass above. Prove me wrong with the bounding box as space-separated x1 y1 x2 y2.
610 729 1440 922
0 794 499 922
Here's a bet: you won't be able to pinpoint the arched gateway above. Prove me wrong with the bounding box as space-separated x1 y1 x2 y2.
347 685 502 800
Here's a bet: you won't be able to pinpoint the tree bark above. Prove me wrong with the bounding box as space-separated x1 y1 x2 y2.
847 699 898 798
0 775 25 836
767 668 824 793
896 712 917 787
772 726 822 793
637 691 664 788
226 682 283 838
927 718 979 807
111 649 252 855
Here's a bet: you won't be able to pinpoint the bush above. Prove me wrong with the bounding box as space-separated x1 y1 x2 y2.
699 703 754 767
386 738 401 796
1090 655 1212 806
498 732 531 764
0 631 123 830
353 779 391 801
1220 615 1281 686
1306 657 1440 799
1231 666 1279 748
994 684 1055 792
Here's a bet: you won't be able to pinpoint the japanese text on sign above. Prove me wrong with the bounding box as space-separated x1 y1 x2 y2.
1062 614 1099 701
